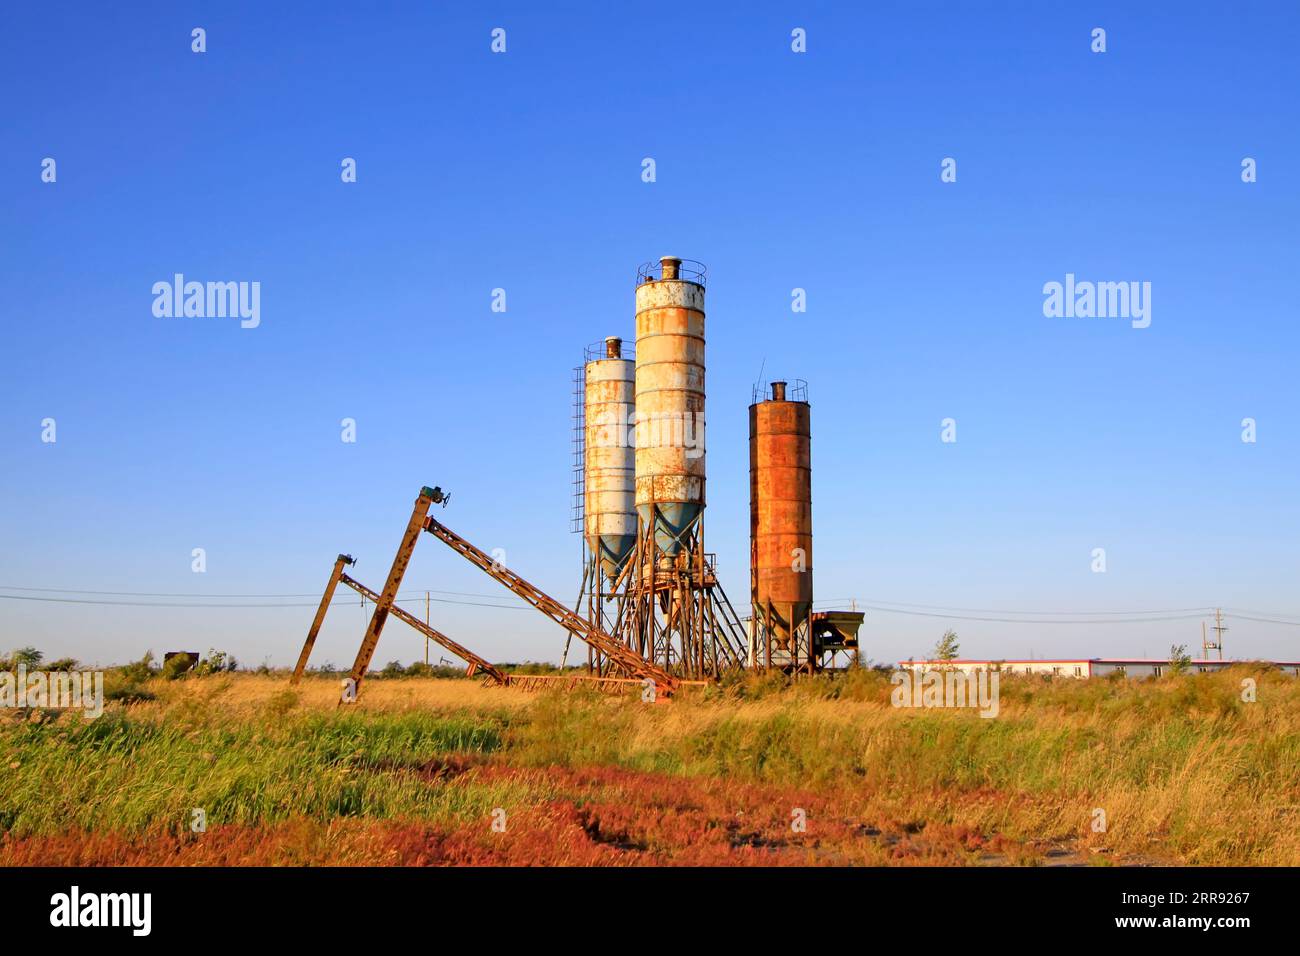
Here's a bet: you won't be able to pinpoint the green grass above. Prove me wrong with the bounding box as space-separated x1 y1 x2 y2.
2 668 1299 864
2 704 507 835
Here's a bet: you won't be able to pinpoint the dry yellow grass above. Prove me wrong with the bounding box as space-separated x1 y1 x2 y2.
207 673 535 714
4 667 1297 865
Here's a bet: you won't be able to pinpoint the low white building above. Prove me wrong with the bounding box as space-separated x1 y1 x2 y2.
897 658 1300 679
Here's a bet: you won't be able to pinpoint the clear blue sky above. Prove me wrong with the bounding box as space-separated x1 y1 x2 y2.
3 1 1298 669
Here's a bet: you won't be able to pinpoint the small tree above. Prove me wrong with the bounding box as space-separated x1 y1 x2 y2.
119 651 156 683
932 629 960 662
11 647 43 668
1169 644 1192 675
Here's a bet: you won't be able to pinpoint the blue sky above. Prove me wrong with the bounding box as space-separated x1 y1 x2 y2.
2 1 1298 669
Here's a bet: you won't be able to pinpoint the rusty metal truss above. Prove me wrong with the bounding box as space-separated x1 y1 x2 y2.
290 557 507 687
592 507 749 681
291 486 680 702
422 513 679 694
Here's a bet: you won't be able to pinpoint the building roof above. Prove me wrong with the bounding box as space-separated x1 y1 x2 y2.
898 657 1300 667
898 658 1089 666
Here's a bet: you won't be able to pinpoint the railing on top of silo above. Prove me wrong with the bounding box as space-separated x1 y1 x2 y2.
582 339 636 364
750 378 808 406
636 259 708 286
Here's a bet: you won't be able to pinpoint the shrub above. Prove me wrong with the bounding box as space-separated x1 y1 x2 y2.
162 654 198 681
192 649 238 677
118 652 156 683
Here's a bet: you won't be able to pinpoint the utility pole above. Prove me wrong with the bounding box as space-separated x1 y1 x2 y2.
1203 608 1226 660
425 591 431 665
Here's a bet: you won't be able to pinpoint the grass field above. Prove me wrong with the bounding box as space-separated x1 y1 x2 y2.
2 667 1298 866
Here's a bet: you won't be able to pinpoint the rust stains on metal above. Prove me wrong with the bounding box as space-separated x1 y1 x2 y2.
422 513 680 696
337 573 508 685
292 552 356 684
585 340 636 580
345 489 435 693
634 256 706 553
750 381 812 664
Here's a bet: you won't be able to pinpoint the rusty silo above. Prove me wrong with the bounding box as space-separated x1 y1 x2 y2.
750 380 814 671
584 337 636 581
634 256 706 554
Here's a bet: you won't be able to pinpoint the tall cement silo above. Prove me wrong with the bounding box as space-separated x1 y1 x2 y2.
584 337 636 581
634 256 706 554
604 256 748 680
749 380 814 671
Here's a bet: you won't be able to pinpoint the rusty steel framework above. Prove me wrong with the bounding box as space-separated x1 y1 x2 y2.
607 511 749 678
292 486 681 701
336 573 506 684
420 512 678 693
289 534 509 687
577 510 751 681
292 552 355 682
573 542 622 675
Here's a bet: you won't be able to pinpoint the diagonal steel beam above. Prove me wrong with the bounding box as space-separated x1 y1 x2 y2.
422 515 678 696
338 573 507 685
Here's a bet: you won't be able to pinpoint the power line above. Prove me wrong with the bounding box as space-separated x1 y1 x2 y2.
816 598 1217 617
0 595 327 608
2 586 1296 626
1222 607 1300 624
840 606 1211 625
813 603 1300 627
1219 612 1300 628
0 584 524 601
0 593 532 611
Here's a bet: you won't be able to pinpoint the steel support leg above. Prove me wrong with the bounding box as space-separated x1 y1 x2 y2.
345 489 435 697
291 553 353 684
